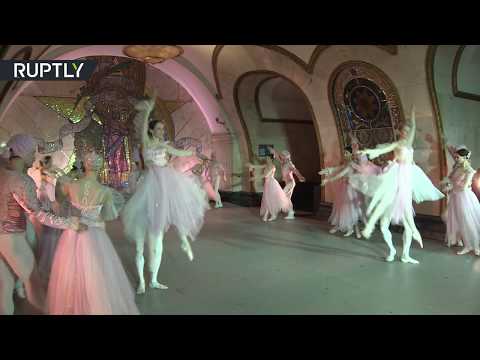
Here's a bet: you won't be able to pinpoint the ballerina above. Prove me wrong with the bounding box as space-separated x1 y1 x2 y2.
267 147 305 219
349 106 444 264
121 96 209 294
206 152 227 208
47 150 139 315
247 155 293 222
440 144 480 256
319 145 364 238
29 156 63 284
0 134 85 315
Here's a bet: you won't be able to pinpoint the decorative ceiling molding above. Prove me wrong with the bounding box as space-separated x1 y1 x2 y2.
213 45 398 99
123 45 184 64
452 45 480 102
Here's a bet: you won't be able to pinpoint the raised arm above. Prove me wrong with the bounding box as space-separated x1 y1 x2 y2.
162 142 194 158
319 165 344 177
290 163 306 182
321 165 350 185
360 141 399 160
134 97 156 149
267 146 284 162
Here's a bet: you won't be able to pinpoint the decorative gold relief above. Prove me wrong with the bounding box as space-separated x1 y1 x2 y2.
123 45 183 64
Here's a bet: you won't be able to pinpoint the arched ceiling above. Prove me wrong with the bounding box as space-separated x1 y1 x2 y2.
1 45 398 104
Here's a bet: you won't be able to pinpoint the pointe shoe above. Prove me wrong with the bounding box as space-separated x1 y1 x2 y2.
136 282 146 295
457 247 472 255
355 228 362 239
268 216 277 222
149 281 168 290
344 230 354 237
181 241 194 261
284 210 295 220
329 228 338 234
15 285 26 299
385 248 396 262
401 255 420 264
215 203 223 208
412 230 423 248
475 249 480 256
361 226 373 239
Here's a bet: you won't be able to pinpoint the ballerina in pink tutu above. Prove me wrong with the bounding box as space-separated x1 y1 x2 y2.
440 144 480 256
349 106 444 264
47 150 139 315
248 155 293 222
319 133 380 238
121 96 209 294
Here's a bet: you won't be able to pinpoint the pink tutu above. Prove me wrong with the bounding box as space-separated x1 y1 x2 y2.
122 165 209 241
445 188 480 249
260 177 292 217
47 226 139 315
329 178 363 232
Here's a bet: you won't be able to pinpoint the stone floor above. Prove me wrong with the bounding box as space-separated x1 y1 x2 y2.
16 203 480 315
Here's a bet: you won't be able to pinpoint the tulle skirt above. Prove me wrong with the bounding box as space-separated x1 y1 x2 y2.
260 177 293 217
445 188 480 249
122 165 209 241
47 225 139 315
329 178 363 232
350 161 444 225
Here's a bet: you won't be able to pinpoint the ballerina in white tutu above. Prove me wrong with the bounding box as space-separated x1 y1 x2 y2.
47 150 139 315
121 96 209 294
349 106 444 264
440 144 480 256
248 155 293 222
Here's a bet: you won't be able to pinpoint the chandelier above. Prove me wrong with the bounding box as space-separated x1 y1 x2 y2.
123 45 183 64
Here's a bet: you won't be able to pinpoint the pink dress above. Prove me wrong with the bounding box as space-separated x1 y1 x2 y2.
329 163 363 232
47 184 139 315
445 163 480 250
260 165 293 217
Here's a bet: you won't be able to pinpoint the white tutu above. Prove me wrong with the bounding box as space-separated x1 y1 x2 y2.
260 176 292 217
445 188 480 249
122 165 209 241
350 162 444 225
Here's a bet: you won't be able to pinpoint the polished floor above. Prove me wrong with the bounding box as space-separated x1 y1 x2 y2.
17 203 480 314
